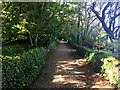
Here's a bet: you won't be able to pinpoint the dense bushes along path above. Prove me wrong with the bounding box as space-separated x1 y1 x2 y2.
28 41 114 89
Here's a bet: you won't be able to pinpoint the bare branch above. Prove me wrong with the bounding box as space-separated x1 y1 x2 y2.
102 2 111 19
88 22 100 35
92 2 102 21
92 2 115 39
87 18 97 28
113 26 120 34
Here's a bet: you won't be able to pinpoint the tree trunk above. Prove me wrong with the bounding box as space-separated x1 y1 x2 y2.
77 5 81 44
29 33 34 47
34 26 39 47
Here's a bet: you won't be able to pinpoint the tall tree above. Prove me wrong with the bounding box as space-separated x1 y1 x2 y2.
92 2 120 42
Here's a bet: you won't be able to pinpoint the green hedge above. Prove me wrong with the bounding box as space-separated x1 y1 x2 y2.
2 41 59 89
2 47 47 89
3 43 31 56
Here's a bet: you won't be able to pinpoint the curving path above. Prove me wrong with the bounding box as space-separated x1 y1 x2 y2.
28 41 114 89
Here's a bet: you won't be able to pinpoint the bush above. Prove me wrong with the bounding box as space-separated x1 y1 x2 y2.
101 57 120 87
101 57 117 74
76 46 91 58
2 40 59 89
94 49 115 57
75 43 120 88
68 40 78 49
48 41 59 53
76 47 120 87
82 36 94 49
90 52 106 72
3 43 31 56
67 34 78 49
76 46 105 72
2 47 47 89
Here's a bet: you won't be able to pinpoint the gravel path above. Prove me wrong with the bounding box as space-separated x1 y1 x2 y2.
28 41 114 89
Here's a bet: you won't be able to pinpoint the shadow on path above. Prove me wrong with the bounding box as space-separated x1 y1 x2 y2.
27 41 114 89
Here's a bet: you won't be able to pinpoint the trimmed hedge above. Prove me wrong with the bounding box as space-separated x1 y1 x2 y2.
2 47 46 89
3 43 31 56
2 41 59 89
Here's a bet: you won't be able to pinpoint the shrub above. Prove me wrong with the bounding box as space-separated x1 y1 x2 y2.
2 47 47 89
94 49 115 57
2 40 59 89
48 41 59 53
91 52 106 73
75 44 120 88
82 36 94 49
101 57 120 87
68 40 78 49
76 46 105 72
101 56 117 74
76 46 91 58
3 43 31 56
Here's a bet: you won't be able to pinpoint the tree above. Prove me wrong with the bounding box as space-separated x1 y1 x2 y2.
92 2 120 42
2 2 71 47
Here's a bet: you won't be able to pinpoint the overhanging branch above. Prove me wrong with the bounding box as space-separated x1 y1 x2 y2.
102 2 111 19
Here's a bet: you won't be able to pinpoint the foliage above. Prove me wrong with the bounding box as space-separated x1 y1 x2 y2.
90 52 106 73
76 46 120 87
82 36 94 49
48 40 59 53
67 33 78 49
2 1 120 89
2 47 47 89
101 57 117 74
2 2 71 47
2 40 59 89
101 57 120 87
3 42 31 56
68 40 78 49
2 2 68 89
76 46 91 58
114 78 120 88
2 3 28 43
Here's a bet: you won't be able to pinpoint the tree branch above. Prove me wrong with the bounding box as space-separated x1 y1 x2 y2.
88 22 100 35
113 26 120 34
92 2 114 39
102 2 111 19
92 2 102 22
47 20 71 43
87 18 97 28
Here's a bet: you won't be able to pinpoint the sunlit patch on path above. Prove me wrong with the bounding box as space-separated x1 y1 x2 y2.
52 59 113 88
29 41 114 89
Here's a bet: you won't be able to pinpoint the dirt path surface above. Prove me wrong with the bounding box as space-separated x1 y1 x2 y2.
29 41 114 89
